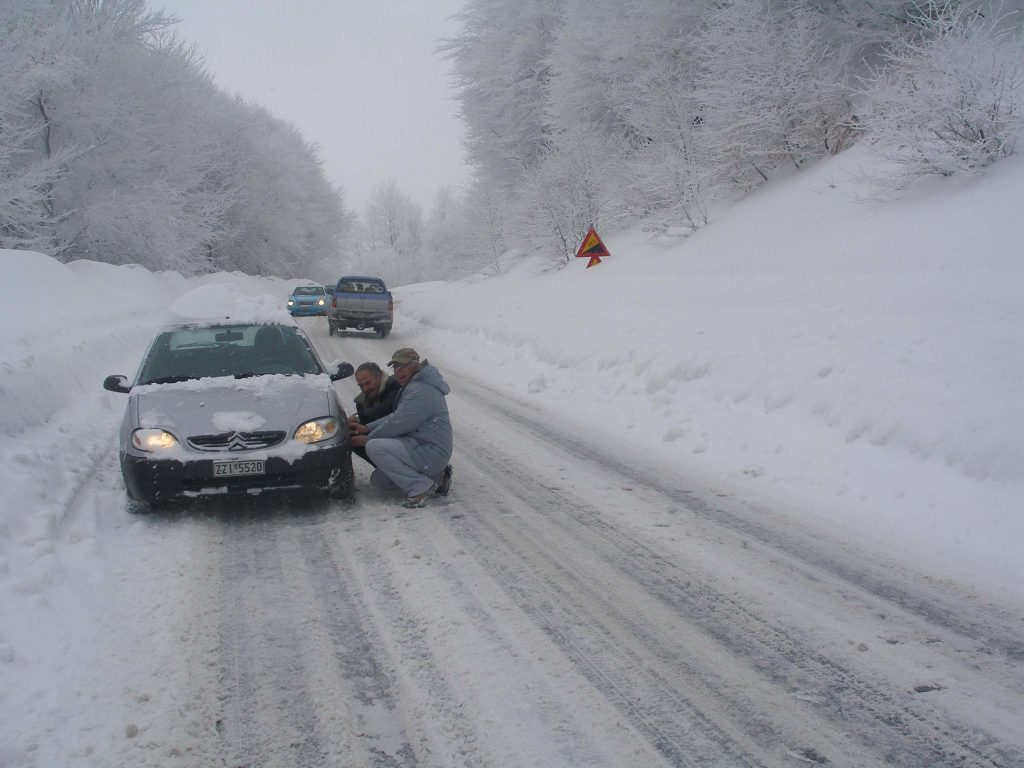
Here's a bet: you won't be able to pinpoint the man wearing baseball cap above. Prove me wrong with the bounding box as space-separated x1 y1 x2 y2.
349 347 453 507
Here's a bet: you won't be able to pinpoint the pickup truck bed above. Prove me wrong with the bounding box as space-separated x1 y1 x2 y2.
327 276 393 338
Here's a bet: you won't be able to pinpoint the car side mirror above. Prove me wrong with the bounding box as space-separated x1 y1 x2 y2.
330 362 355 381
103 374 132 393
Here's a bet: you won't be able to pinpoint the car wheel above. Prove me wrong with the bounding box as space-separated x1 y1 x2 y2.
327 459 355 503
328 321 335 337
376 325 391 339
126 496 153 514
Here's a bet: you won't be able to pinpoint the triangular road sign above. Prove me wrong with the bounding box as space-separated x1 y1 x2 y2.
576 227 610 260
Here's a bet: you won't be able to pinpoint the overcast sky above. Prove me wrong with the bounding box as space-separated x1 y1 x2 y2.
156 0 470 215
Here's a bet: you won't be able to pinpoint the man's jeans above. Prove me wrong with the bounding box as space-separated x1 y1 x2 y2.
366 438 435 498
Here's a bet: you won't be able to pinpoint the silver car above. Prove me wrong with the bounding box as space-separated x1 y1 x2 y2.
103 319 355 511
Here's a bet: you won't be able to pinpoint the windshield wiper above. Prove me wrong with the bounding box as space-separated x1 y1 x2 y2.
142 375 195 385
235 369 298 379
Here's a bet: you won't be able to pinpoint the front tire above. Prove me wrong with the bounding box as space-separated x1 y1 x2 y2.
376 325 391 339
326 456 355 503
126 495 156 514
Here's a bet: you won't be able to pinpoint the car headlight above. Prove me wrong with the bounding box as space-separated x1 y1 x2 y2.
287 299 295 306
294 417 340 444
131 428 179 452
316 298 325 306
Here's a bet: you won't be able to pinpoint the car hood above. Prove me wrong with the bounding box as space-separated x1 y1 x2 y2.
133 375 335 438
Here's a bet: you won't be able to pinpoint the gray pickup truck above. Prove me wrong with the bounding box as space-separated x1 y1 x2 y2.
327 276 393 338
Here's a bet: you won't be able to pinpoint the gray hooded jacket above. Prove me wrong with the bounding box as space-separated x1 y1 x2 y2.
365 362 452 476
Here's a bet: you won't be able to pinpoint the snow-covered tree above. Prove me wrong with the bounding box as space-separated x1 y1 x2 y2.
0 0 104 253
545 0 706 144
422 186 459 274
0 0 350 276
211 103 348 278
508 123 628 262
55 33 240 272
455 177 508 275
543 0 716 232
861 1 1024 188
695 0 852 191
627 137 709 232
364 180 422 256
361 180 424 286
446 0 866 247
442 0 563 193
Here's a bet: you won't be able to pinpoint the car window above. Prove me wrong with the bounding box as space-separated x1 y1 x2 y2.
138 324 322 384
338 280 384 293
164 326 254 350
292 286 323 296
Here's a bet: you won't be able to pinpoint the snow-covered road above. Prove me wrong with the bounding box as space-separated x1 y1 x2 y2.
11 318 1023 768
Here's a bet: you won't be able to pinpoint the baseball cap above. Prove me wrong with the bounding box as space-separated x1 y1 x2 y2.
388 348 420 367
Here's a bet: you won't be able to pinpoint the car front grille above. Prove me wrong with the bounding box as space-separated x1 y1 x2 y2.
187 431 287 452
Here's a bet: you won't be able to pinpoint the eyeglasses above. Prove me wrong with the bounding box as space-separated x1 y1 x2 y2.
391 362 415 370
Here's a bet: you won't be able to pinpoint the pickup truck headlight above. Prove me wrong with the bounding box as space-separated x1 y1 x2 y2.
287 299 295 306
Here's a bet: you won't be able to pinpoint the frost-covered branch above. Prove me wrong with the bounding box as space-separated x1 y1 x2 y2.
860 1 1024 188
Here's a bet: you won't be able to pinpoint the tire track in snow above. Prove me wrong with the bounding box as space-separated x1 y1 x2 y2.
441 389 1021 768
330 502 674 768
322 514 501 768
215 514 334 767
293 519 421 767
452 376 1024 666
442 450 816 767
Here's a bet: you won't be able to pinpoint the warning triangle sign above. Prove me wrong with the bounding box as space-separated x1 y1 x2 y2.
576 227 610 259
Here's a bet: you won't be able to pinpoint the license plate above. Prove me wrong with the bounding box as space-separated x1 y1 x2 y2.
213 459 265 477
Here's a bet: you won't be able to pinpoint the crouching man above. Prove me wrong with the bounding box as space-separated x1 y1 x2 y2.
349 348 453 507
348 362 401 467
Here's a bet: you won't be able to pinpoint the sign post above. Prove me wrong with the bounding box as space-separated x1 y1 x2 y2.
575 226 610 268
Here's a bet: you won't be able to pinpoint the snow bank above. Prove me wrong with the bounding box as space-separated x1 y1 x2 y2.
393 143 1024 597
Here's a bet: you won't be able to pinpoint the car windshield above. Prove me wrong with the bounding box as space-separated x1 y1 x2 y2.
292 286 324 296
136 323 323 385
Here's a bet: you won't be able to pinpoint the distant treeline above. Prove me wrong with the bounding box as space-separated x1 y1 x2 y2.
436 0 1024 264
3 0 1022 280
0 0 352 277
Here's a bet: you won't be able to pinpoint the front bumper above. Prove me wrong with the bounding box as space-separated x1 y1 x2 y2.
329 313 392 329
288 304 326 316
121 442 351 504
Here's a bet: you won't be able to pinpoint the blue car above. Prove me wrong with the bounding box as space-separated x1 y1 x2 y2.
287 285 328 316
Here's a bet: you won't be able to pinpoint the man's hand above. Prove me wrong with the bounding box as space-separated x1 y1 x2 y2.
347 413 361 426
350 421 369 436
351 434 368 448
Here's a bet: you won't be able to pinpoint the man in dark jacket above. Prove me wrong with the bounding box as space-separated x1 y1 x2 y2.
348 362 401 467
350 348 453 507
